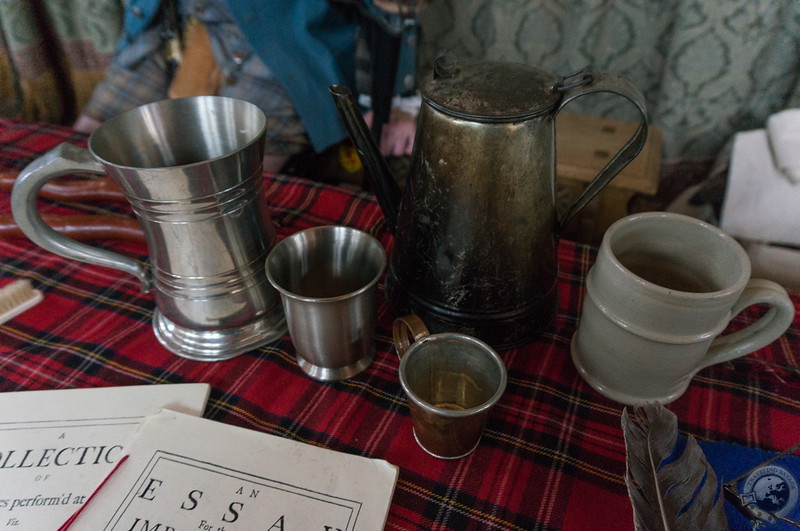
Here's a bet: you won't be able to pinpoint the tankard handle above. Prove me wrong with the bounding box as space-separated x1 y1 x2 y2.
554 69 650 234
11 143 152 291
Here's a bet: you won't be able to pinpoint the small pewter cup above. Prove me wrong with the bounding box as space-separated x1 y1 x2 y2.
265 226 386 381
393 314 507 459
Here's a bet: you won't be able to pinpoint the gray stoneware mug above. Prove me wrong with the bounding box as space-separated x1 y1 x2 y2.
11 96 286 361
571 212 795 405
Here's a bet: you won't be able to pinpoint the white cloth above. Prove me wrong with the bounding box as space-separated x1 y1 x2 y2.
720 129 800 247
767 108 800 184
358 92 422 117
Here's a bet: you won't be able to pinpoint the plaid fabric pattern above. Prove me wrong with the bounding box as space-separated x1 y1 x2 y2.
80 27 171 123
1 118 799 530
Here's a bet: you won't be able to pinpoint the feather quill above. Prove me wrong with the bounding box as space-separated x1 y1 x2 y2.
622 403 728 530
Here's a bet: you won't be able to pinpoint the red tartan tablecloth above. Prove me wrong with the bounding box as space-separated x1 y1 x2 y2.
1 118 799 530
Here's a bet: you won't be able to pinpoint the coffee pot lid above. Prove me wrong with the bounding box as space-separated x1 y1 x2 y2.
422 56 562 122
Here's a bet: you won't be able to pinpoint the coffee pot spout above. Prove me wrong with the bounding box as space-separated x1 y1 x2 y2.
329 85 402 232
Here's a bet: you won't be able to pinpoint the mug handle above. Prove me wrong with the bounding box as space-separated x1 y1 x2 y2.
392 314 430 358
554 69 650 234
11 143 152 291
701 278 796 368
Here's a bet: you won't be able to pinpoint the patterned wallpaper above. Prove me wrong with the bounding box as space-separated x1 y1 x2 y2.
2 0 798 178
418 0 800 169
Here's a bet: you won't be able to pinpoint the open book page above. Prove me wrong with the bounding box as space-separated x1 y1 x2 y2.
0 384 211 530
64 409 399 531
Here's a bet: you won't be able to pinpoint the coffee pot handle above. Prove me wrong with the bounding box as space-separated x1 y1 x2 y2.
11 143 152 292
700 279 795 369
554 69 650 234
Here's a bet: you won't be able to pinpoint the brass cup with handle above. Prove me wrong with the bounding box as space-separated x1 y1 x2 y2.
393 314 507 459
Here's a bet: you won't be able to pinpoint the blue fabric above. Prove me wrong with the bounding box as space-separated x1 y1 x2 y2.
699 439 800 530
111 0 417 152
119 0 162 47
227 0 359 151
113 0 412 152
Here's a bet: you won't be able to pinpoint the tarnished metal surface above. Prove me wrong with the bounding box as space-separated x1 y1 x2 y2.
386 102 560 347
332 58 649 349
423 60 560 120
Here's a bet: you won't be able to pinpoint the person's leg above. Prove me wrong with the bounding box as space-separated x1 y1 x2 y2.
217 49 310 171
190 1 310 172
74 26 170 132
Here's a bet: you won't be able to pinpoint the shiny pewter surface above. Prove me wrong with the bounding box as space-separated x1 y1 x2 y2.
11 96 286 360
265 225 386 381
332 59 649 349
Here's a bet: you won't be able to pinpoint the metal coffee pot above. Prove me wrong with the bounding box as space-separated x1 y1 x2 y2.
331 57 648 349
11 97 286 361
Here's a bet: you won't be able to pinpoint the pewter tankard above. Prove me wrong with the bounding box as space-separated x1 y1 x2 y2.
332 58 649 349
11 96 286 360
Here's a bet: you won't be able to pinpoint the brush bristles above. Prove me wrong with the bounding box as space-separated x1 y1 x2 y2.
0 279 44 325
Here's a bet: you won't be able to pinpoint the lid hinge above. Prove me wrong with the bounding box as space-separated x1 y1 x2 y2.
554 67 594 92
